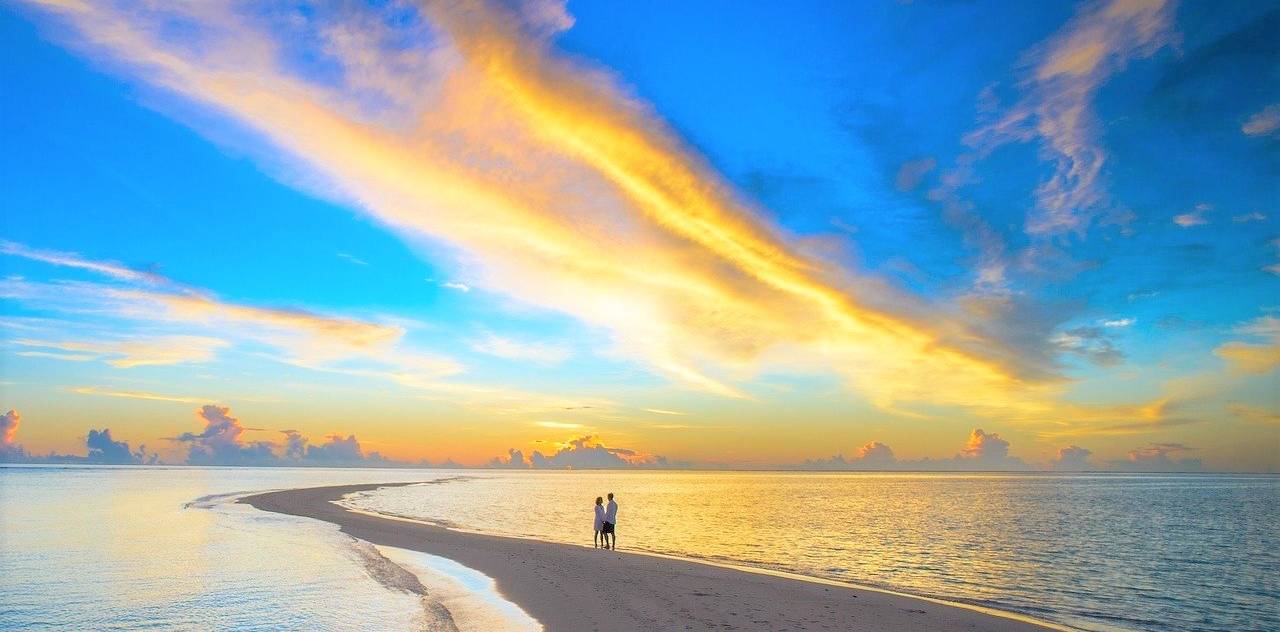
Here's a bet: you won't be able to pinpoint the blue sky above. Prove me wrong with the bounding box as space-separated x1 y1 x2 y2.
1 0 1276 471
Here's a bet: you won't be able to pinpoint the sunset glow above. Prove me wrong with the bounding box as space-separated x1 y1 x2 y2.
2 0 1276 471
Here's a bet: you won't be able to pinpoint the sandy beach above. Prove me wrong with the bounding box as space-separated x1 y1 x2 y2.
242 482 1062 631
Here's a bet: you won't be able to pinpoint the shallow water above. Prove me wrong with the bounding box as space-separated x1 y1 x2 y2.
0 466 528 631
378 546 540 632
348 471 1280 632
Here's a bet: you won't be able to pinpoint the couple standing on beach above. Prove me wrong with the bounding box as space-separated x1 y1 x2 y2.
593 493 618 549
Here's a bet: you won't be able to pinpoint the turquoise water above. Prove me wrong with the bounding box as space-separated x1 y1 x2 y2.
2 467 1276 631
349 471 1280 632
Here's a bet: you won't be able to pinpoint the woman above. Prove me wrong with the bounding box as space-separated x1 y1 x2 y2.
593 496 605 548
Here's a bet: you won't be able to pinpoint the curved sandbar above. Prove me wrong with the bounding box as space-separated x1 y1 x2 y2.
241 482 1063 632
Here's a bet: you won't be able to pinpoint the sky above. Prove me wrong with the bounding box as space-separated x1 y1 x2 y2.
1 0 1277 471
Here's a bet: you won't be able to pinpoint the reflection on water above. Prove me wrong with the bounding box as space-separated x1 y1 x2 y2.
350 471 1280 632
0 466 489 630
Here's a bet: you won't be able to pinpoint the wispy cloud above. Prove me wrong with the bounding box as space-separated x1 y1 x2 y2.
441 281 471 293
1 240 164 284
964 0 1175 236
14 336 226 368
1051 326 1125 366
470 332 569 365
894 157 936 192
1265 238 1280 277
413 381 614 417
1242 103 1280 137
70 386 209 404
1214 315 1280 374
1173 203 1211 228
1 242 404 350
1228 404 1279 426
1232 212 1267 223
1 242 461 387
15 350 98 362
534 420 584 429
337 252 369 266
643 408 686 416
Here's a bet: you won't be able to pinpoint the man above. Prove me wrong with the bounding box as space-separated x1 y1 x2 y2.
602 492 618 550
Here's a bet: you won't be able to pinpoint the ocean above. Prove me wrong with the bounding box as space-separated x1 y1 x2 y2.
2 466 1276 631
0 466 535 631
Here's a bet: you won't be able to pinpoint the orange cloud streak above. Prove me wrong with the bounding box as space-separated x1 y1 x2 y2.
22 0 1176 425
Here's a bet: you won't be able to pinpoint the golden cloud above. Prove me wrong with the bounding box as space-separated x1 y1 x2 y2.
1215 316 1280 375
13 335 227 368
21 0 1175 424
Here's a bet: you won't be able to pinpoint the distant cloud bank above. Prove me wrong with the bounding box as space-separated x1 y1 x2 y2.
0 408 1218 473
1111 443 1203 472
490 435 683 469
0 408 155 464
0 405 419 468
797 429 1029 472
793 429 1204 473
173 405 401 467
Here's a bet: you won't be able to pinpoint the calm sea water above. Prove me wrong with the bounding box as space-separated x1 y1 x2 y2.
2 467 1276 631
348 471 1280 632
0 466 535 631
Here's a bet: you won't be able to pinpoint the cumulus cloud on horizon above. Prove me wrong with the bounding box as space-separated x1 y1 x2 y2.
86 428 155 464
0 410 24 460
490 435 682 469
0 405 449 468
174 405 278 466
796 429 1029 472
1052 445 1094 471
173 405 395 466
0 409 154 464
1110 442 1203 472
284 430 385 464
800 441 897 470
797 430 1210 473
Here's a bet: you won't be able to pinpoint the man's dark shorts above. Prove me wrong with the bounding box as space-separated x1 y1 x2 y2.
602 521 615 534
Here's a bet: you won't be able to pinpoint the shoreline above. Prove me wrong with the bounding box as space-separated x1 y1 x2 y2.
335 502 1068 630
241 482 1068 631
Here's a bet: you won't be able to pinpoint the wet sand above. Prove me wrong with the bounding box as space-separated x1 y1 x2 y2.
241 482 1064 632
